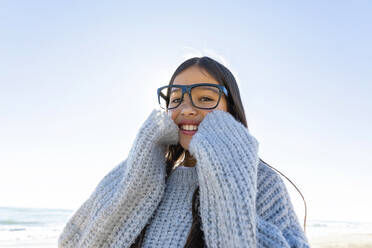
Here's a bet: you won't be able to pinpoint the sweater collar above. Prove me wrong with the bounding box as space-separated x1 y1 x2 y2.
167 165 198 187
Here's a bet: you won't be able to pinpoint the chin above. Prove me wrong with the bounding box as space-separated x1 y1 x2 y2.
180 142 190 151
180 145 188 151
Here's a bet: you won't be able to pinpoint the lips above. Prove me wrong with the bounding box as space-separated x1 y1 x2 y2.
177 120 200 135
179 124 198 135
179 129 197 135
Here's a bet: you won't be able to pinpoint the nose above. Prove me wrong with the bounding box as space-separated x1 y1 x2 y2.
178 94 197 116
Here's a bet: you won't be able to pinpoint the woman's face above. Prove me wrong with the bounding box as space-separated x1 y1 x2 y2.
167 66 228 150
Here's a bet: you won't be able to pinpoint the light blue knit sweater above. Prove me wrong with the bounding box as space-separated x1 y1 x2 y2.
58 109 310 248
142 165 199 247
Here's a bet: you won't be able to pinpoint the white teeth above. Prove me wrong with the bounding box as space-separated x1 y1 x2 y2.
181 125 198 131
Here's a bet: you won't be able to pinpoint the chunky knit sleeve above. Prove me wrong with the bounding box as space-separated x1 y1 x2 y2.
256 164 310 247
188 110 310 248
58 109 179 248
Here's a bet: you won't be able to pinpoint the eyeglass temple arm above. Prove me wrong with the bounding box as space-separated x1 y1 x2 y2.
159 90 167 100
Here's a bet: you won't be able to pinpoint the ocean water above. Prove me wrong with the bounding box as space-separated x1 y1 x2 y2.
306 219 372 238
1 206 372 247
0 206 73 247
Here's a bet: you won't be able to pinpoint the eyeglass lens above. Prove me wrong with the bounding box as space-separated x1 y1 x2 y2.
159 85 221 109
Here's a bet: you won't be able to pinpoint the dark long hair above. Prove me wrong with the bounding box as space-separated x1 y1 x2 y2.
130 56 307 248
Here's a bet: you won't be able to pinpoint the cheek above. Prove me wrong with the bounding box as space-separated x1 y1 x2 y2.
169 110 178 122
201 110 213 118
216 96 229 112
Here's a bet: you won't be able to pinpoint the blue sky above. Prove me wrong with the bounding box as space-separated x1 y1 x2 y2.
1 1 371 223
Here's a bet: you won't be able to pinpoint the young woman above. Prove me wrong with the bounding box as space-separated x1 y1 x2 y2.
58 57 310 248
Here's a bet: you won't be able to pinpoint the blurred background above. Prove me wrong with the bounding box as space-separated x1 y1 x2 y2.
1 1 371 247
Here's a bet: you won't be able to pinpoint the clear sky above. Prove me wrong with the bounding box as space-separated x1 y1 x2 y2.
1 1 371 223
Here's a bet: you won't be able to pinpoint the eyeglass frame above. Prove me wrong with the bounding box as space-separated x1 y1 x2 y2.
157 83 229 110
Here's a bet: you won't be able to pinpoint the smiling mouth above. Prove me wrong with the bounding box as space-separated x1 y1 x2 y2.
180 129 197 135
179 126 198 135
179 124 199 131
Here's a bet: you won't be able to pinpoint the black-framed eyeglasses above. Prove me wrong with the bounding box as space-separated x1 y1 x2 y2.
157 83 229 110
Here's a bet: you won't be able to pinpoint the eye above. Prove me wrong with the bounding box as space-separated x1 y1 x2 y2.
171 98 181 103
200 97 214 102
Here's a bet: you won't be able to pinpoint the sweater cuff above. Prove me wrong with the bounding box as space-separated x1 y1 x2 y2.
190 110 258 155
189 110 259 175
137 108 179 146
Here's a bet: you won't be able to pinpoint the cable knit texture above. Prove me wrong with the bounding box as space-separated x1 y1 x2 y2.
142 165 198 247
58 108 310 248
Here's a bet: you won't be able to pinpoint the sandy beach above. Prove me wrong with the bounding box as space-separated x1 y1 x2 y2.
308 233 372 248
